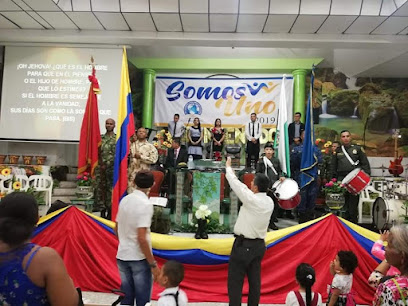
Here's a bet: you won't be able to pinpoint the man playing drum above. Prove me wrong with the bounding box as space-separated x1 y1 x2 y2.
330 130 371 223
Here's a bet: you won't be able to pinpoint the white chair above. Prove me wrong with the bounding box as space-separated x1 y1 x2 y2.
28 175 53 206
14 175 30 192
0 174 13 193
358 185 382 223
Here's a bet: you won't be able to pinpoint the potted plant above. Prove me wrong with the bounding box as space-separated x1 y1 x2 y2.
76 172 94 199
153 129 173 165
323 178 346 210
194 205 211 239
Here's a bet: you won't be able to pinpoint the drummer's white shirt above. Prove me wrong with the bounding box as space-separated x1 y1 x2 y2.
226 167 274 239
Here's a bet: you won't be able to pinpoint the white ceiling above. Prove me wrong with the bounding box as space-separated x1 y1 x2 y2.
0 0 407 77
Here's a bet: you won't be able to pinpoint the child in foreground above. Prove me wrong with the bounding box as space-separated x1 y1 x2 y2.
328 250 358 306
158 260 188 306
286 263 323 306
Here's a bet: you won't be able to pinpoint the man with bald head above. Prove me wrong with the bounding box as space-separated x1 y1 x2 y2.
95 118 116 219
128 127 158 193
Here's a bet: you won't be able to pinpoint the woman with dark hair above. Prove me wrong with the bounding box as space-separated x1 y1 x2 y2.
187 117 204 160
0 193 78 305
286 263 323 306
374 225 408 305
211 118 225 161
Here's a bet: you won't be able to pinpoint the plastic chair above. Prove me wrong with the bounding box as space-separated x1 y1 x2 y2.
150 171 165 197
28 175 53 206
14 175 30 192
0 174 13 193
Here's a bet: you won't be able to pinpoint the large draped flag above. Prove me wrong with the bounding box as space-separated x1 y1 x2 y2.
77 66 101 178
276 75 291 176
32 207 379 304
300 66 318 188
111 47 135 221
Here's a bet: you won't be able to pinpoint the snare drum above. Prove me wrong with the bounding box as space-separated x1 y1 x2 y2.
342 168 370 195
272 178 301 210
372 197 406 230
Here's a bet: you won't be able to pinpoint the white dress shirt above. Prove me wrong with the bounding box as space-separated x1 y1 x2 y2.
245 120 262 141
158 286 188 306
225 166 273 239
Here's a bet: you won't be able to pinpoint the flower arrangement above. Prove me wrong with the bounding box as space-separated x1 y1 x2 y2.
195 204 212 220
153 129 173 158
323 178 345 194
76 172 92 187
315 138 332 155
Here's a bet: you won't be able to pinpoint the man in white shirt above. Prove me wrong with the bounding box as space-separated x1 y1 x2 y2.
115 170 160 306
245 112 262 168
168 114 185 138
225 157 274 306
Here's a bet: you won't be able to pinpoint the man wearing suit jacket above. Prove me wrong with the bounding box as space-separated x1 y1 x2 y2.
288 112 305 145
165 138 188 195
245 113 262 169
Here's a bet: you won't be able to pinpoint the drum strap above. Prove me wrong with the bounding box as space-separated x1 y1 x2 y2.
342 146 359 166
263 156 277 176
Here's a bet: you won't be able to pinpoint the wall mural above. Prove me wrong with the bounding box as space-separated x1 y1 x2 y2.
309 68 408 158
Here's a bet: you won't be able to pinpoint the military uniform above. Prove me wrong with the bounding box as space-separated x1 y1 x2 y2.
330 144 371 223
127 140 158 193
94 133 116 217
256 155 283 228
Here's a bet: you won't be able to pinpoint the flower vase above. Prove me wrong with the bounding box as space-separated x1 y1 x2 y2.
325 193 345 210
76 186 94 200
195 218 209 239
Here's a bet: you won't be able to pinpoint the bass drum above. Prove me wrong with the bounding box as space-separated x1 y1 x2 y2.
372 197 406 230
272 178 301 210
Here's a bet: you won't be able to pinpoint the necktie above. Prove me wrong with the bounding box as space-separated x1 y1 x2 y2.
173 122 177 136
252 123 255 137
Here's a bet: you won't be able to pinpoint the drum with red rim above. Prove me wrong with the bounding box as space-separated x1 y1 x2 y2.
272 178 301 210
341 168 370 195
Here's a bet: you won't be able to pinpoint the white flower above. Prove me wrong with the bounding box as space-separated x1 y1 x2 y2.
199 205 208 211
195 209 206 219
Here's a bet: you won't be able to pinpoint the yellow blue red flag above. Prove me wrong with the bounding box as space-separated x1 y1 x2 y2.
111 47 135 221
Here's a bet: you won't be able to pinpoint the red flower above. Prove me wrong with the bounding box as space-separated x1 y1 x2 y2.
332 178 337 182
83 172 89 176
83 176 88 181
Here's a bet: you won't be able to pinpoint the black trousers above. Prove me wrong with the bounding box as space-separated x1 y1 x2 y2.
344 191 359 224
246 141 260 168
228 236 266 306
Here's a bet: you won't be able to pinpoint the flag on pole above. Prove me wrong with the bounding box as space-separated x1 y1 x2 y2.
300 66 318 188
77 66 101 178
276 75 291 177
111 47 135 221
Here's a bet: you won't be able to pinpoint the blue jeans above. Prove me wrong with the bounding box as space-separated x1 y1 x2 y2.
117 259 152 306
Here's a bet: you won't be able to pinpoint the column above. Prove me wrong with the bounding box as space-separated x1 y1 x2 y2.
142 69 155 128
292 69 307 119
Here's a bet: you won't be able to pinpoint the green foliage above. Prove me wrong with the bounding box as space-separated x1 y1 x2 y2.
327 89 359 116
322 178 346 194
172 210 232 234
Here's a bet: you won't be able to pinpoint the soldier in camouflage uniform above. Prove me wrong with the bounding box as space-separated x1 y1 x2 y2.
330 130 371 224
94 118 116 219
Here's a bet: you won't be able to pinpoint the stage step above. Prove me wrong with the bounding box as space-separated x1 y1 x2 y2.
53 188 77 196
66 173 78 181
59 181 77 188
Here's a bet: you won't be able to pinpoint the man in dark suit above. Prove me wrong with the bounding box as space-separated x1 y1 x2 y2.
288 112 305 145
165 138 188 195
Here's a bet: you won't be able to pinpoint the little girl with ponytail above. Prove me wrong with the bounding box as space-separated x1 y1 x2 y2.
286 263 323 306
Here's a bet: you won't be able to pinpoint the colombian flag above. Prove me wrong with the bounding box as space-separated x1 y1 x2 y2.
77 67 101 178
111 47 135 221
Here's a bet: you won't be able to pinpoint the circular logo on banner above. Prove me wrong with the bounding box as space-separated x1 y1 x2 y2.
184 101 202 115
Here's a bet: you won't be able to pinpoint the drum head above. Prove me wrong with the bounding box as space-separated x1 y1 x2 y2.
342 168 361 184
372 197 387 230
372 197 406 230
274 179 299 200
